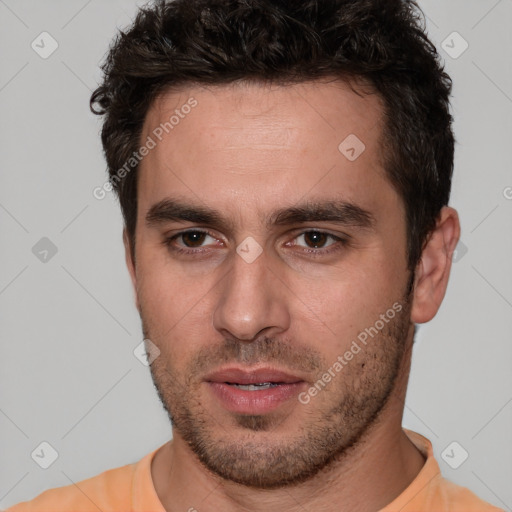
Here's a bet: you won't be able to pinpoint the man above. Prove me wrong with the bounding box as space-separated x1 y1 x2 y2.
7 0 503 511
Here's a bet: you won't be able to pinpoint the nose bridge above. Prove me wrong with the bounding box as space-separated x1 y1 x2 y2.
212 243 290 341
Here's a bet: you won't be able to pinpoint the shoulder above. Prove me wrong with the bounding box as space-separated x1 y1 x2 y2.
431 475 504 512
5 462 136 512
389 430 504 512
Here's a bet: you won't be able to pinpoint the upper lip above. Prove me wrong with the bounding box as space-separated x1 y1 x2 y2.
204 367 305 385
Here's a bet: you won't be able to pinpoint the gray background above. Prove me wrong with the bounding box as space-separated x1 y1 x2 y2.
0 0 511 509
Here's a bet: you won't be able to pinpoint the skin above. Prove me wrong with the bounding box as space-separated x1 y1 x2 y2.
124 80 460 512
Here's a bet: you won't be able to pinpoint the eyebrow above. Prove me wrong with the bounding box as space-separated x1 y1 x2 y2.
145 198 375 232
269 200 375 230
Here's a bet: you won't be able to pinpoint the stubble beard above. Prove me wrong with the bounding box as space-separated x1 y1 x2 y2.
143 295 412 489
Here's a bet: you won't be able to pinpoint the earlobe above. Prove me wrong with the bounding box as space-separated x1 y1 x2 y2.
123 229 140 311
410 207 460 324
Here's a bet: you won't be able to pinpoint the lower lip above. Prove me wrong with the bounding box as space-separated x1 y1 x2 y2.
207 382 305 414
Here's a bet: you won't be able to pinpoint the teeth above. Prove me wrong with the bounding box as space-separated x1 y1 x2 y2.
229 382 279 391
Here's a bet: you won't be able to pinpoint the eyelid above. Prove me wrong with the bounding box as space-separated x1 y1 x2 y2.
287 231 340 248
177 228 217 242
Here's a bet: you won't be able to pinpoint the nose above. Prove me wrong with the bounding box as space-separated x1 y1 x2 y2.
212 244 291 342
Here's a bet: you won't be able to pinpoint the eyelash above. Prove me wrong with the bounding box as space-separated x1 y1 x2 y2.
162 229 349 258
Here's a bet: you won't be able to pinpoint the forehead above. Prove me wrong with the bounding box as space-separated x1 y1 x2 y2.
144 79 383 149
137 80 394 223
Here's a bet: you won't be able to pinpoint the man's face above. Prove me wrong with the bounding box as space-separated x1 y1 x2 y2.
128 81 414 488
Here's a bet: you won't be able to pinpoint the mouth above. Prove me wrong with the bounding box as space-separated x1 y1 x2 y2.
204 366 305 386
225 382 281 391
204 367 306 414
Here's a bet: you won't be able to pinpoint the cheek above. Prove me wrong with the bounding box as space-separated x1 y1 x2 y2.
135 251 216 353
139 276 211 331
289 259 406 353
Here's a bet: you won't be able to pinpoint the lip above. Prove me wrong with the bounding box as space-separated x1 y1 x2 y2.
204 366 305 385
204 366 307 415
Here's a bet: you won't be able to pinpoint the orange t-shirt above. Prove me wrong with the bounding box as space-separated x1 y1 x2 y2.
6 429 503 512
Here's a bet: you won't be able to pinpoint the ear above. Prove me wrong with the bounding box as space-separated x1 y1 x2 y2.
123 228 140 311
410 206 460 324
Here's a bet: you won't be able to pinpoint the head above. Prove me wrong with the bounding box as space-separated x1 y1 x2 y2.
91 0 460 489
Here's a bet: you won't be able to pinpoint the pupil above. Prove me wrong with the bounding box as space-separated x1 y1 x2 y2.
305 231 326 248
183 231 205 247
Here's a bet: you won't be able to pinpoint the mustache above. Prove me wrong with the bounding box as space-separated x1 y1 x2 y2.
142 323 324 376
192 336 324 374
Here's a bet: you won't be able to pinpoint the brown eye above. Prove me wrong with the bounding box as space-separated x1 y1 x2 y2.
163 229 222 256
180 231 208 247
302 231 330 248
288 230 348 257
